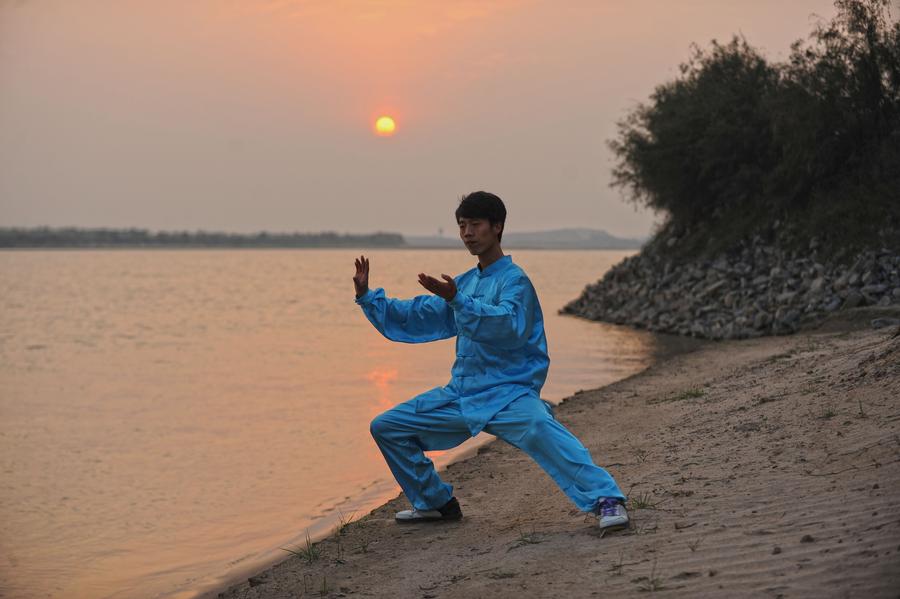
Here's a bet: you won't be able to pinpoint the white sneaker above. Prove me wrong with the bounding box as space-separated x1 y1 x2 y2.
596 498 629 531
395 497 462 523
394 508 445 522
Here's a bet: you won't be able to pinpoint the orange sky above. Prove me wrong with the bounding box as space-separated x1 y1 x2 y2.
0 0 845 237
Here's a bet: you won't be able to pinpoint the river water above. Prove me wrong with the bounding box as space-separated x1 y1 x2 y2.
0 248 660 598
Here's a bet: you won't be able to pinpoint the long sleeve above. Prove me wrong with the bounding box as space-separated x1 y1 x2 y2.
356 287 458 343
447 275 536 349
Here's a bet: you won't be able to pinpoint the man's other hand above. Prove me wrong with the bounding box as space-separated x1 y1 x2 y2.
418 273 457 302
354 255 370 298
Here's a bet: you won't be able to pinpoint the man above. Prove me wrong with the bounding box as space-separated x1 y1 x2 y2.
353 191 628 531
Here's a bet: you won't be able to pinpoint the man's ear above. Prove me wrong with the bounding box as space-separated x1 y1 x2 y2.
493 222 503 237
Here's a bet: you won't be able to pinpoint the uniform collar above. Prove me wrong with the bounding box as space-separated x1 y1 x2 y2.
476 254 512 277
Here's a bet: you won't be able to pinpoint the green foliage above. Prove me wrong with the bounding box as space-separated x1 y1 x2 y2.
609 0 900 257
610 37 779 225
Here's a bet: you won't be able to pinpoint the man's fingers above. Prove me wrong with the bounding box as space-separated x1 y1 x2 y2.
417 274 438 290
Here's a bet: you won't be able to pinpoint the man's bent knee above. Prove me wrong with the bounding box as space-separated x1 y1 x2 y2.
509 412 552 450
370 413 392 439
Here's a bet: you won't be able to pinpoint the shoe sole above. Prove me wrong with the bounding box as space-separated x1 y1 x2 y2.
599 520 630 532
395 514 463 523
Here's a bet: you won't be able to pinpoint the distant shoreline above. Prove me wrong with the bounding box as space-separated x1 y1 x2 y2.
0 227 645 251
0 245 638 251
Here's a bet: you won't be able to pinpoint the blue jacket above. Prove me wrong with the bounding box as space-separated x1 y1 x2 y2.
355 255 550 435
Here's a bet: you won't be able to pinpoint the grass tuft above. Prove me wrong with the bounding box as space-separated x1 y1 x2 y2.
636 559 666 592
507 526 544 551
649 387 705 404
282 530 320 564
686 537 704 552
629 491 662 510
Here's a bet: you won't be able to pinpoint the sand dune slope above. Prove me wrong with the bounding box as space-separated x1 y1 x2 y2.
217 313 900 598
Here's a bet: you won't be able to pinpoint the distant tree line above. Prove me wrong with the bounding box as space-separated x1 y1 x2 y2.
609 0 900 257
0 227 406 248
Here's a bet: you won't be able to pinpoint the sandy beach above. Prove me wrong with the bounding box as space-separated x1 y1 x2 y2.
213 306 900 598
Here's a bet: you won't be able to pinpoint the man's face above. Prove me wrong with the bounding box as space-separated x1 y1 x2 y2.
458 217 502 255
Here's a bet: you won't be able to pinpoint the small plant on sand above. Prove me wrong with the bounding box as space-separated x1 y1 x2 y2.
319 574 330 596
686 537 704 552
629 491 661 510
282 530 320 564
649 387 706 404
821 406 836 419
632 447 649 463
635 559 666 592
621 516 659 537
766 351 794 363
609 552 626 576
675 388 705 401
336 510 357 536
357 538 371 554
508 526 544 550
857 400 868 419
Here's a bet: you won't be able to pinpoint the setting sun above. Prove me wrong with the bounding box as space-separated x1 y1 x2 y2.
374 116 396 136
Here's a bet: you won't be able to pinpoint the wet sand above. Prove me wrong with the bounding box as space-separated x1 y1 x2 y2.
212 307 900 598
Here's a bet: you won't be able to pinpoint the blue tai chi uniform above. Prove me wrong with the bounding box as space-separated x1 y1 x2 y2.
356 255 625 513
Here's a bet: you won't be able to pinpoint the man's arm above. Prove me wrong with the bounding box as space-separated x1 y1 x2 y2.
353 256 458 344
419 271 536 350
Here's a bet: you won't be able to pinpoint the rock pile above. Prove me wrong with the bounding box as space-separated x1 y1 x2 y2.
562 233 900 340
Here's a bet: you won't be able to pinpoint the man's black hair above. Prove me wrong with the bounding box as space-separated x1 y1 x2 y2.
455 191 506 242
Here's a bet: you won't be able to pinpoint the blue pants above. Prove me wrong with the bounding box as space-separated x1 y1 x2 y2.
370 393 626 513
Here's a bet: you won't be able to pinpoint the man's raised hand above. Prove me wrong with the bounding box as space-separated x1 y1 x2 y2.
418 273 457 302
353 255 370 298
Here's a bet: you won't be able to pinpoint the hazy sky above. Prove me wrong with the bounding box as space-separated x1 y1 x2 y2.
1 0 844 238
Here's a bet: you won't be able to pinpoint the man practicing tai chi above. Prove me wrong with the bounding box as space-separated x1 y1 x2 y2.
353 191 629 531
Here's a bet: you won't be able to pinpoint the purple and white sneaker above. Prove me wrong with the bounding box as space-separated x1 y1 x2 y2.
595 498 629 531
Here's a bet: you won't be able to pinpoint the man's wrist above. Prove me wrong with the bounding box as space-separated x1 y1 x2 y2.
447 290 464 308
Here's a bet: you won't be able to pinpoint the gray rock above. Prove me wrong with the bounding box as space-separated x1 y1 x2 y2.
734 262 752 275
564 242 898 341
777 291 798 304
861 284 887 295
775 308 800 324
753 311 772 329
843 292 865 309
723 291 737 308
871 317 900 329
703 280 727 297
809 277 826 294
